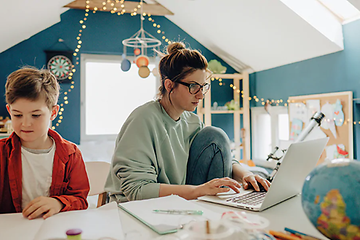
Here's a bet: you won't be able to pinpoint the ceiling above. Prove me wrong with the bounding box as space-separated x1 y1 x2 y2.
0 0 71 55
1 0 358 72
349 0 360 11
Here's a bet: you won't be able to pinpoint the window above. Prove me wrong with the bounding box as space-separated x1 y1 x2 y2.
80 54 158 142
251 106 289 166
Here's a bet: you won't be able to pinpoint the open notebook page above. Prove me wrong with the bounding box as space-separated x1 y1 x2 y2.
0 202 123 240
119 195 221 234
0 212 43 240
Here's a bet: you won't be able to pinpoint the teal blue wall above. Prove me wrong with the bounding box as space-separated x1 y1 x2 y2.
0 9 236 144
250 19 360 159
3 9 359 158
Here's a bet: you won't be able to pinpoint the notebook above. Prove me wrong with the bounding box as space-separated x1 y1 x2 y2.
118 195 221 235
198 137 329 212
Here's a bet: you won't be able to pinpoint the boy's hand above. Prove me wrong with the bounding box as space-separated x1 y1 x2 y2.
22 196 64 220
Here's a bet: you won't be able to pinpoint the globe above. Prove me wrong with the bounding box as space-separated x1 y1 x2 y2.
301 159 360 240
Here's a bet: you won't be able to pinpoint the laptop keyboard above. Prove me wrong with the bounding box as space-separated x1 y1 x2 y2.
226 191 267 206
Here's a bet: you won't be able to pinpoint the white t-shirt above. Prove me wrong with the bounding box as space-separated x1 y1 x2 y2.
21 140 56 210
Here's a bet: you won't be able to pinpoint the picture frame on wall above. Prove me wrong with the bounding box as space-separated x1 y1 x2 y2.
45 50 73 84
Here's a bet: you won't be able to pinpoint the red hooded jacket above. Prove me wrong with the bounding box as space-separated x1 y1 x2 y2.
0 129 89 213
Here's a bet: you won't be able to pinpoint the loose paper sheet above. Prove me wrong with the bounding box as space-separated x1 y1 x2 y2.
35 202 124 240
0 213 43 240
0 202 124 240
306 99 321 120
289 102 308 123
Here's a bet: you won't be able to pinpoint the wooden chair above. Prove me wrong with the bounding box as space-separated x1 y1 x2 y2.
85 161 111 208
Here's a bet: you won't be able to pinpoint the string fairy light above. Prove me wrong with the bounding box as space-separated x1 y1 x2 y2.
50 1 360 128
210 77 290 107
52 0 145 130
52 2 91 130
147 18 360 126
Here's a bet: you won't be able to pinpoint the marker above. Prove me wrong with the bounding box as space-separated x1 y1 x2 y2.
153 209 203 215
284 227 322 240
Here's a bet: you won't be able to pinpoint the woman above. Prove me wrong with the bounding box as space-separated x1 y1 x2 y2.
105 42 270 202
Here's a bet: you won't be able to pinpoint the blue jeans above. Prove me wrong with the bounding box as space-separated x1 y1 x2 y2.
186 126 233 185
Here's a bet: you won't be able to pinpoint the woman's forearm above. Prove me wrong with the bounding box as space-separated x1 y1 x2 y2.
232 163 253 183
159 184 200 200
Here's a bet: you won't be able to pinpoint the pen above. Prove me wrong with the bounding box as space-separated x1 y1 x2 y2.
284 227 322 240
152 209 203 215
269 230 301 240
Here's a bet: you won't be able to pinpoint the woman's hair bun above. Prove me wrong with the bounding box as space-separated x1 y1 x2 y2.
167 42 186 54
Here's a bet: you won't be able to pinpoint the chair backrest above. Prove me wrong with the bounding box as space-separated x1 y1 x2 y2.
85 161 111 207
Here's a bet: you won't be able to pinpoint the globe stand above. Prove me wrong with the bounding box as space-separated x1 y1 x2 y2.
267 111 325 181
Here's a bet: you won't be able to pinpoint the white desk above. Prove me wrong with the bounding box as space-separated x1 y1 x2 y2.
0 195 328 240
118 195 328 240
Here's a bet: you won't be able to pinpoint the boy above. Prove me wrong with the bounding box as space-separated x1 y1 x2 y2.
0 67 90 219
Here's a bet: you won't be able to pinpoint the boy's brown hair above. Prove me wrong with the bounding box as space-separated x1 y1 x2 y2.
5 67 60 109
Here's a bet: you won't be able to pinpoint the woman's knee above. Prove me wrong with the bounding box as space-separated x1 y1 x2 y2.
197 126 230 146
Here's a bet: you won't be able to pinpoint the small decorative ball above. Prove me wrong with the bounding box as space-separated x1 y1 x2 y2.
135 55 149 68
152 67 159 77
138 66 150 78
301 158 360 240
134 48 141 55
120 59 131 72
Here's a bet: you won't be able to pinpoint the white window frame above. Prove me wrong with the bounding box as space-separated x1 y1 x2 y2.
80 53 159 143
251 106 289 167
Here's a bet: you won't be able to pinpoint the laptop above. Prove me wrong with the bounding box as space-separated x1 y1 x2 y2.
198 137 329 212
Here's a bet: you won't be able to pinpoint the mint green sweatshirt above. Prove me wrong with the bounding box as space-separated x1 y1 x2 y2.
105 100 204 202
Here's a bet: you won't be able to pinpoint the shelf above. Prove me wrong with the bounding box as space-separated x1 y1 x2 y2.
197 109 244 114
210 109 243 114
197 72 250 161
212 73 243 79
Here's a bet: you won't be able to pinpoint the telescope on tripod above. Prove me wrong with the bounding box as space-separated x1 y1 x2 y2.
267 111 325 181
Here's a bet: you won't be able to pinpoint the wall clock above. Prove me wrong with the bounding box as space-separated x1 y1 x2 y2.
45 50 73 83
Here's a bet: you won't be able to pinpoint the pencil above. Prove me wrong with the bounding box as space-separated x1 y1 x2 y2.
269 230 301 240
284 227 322 240
206 220 210 234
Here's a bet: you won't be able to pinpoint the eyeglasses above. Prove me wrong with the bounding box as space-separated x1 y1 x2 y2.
177 81 211 95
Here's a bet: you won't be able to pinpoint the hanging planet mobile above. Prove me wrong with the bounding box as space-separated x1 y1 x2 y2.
47 55 73 80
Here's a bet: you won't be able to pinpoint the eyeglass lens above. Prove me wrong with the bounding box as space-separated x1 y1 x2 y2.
190 83 210 94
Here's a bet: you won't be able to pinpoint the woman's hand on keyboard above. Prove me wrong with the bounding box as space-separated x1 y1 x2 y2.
197 177 241 196
242 174 271 192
